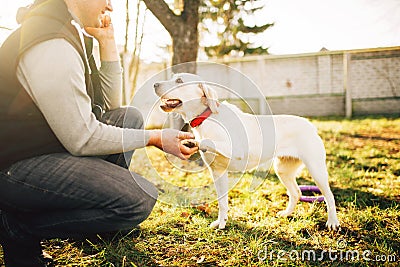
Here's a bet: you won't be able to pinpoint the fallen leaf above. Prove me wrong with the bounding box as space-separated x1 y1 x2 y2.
181 211 190 218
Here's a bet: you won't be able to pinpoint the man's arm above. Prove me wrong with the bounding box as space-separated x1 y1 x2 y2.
98 61 122 110
87 15 122 111
17 39 148 156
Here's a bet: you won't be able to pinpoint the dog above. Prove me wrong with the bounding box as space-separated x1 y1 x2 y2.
154 73 340 230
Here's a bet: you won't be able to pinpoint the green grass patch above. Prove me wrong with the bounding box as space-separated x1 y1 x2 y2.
1 116 399 266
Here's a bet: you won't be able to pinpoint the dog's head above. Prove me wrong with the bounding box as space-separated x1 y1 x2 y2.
154 73 219 120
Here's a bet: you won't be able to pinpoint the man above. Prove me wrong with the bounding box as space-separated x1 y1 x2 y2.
0 0 198 266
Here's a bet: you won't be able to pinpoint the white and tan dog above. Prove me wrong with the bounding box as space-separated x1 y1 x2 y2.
154 73 339 230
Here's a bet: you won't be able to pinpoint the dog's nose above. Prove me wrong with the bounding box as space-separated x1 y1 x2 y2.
153 82 160 89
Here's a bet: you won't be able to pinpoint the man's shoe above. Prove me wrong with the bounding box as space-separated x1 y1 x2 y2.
0 210 49 267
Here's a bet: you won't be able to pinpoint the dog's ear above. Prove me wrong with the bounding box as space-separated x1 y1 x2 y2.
199 83 219 114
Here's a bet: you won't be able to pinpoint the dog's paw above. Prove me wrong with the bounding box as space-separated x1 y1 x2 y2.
210 219 226 229
277 209 293 217
199 139 214 153
326 219 340 231
181 140 198 148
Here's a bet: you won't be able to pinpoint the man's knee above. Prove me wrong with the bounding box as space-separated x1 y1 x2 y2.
130 174 158 224
135 191 158 225
118 195 157 228
113 175 158 227
123 107 144 130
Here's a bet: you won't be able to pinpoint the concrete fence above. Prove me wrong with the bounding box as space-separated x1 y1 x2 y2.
127 46 400 128
216 46 400 117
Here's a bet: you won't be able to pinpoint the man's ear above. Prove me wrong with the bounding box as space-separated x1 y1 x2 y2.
199 83 219 114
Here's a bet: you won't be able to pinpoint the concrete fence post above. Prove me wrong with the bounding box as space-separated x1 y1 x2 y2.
343 53 352 118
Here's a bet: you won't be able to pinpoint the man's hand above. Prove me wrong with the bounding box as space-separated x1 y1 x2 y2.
148 129 199 160
84 14 119 62
85 14 114 43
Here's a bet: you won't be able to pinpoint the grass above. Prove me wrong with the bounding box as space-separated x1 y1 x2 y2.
1 116 399 266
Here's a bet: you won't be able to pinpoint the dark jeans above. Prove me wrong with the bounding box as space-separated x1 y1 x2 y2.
0 107 158 264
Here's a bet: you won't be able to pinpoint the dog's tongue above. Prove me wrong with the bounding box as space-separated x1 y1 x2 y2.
160 99 182 112
165 99 181 107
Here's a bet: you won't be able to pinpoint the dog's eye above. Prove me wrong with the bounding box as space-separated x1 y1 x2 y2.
175 78 183 84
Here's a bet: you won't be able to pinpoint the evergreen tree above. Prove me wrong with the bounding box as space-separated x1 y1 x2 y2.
199 0 273 57
143 0 273 72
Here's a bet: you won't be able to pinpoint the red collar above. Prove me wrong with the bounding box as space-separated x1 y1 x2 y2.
189 107 212 128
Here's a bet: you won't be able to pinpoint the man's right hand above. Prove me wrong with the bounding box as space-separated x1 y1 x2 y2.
147 129 199 160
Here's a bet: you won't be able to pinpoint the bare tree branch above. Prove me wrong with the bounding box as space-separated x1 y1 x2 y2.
142 0 181 35
124 0 130 53
0 26 12 31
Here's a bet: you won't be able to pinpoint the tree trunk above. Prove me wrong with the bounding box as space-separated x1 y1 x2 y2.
170 0 199 73
142 0 200 73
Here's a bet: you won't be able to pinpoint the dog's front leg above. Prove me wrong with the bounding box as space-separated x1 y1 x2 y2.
199 137 249 160
210 170 229 229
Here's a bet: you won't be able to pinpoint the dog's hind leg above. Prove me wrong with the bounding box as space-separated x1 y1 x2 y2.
299 133 339 229
274 157 304 217
301 156 340 230
209 170 229 229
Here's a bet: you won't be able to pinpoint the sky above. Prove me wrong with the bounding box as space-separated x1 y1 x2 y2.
0 0 399 62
